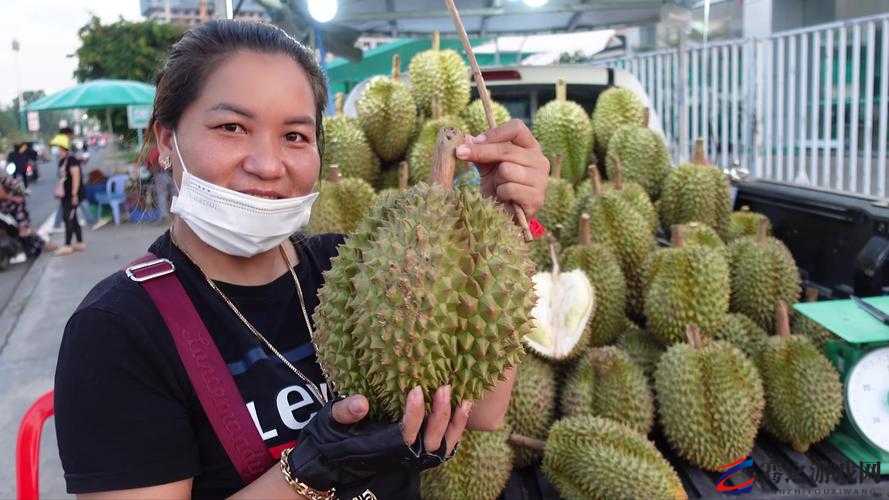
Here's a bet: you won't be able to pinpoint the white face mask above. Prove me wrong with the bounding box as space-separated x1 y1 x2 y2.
169 132 318 258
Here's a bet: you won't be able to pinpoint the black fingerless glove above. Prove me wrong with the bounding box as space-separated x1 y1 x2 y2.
287 398 456 498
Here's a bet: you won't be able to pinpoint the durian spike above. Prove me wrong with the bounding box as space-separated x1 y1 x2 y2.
578 213 592 246
804 286 820 302
775 301 791 337
551 154 563 179
335 92 344 116
398 161 409 191
431 127 465 189
642 107 651 128
444 0 533 242
432 30 440 51
509 433 546 451
612 155 624 190
756 218 769 243
555 78 567 102
692 138 708 164
391 53 401 80
327 164 342 184
670 225 685 247
685 324 702 349
590 164 603 196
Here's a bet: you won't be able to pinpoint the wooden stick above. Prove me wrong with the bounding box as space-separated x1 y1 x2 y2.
398 161 409 191
579 213 592 246
443 0 533 242
509 433 546 451
431 127 465 189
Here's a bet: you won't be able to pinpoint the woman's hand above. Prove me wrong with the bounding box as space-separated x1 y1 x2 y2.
454 119 550 218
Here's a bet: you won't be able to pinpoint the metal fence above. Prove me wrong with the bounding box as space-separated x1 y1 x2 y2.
593 13 889 199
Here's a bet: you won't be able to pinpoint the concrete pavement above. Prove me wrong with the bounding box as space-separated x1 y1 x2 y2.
0 166 167 498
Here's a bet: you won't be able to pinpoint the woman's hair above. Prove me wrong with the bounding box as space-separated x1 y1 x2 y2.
144 19 328 157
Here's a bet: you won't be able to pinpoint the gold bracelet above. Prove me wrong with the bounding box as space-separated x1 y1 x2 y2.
280 447 336 500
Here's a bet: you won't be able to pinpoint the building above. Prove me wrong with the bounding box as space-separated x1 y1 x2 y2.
140 0 267 26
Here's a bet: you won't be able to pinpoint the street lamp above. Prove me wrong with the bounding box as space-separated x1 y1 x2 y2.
307 0 337 23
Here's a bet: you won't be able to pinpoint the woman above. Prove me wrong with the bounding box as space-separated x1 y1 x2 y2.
0 176 53 258
53 134 86 256
55 20 549 499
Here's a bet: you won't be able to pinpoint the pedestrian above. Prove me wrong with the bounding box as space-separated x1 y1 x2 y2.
54 19 548 500
51 133 85 256
146 144 174 220
6 142 29 190
0 175 54 258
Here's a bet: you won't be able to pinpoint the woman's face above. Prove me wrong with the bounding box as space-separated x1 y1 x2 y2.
155 50 320 199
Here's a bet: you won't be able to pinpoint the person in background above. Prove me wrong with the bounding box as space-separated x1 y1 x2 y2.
6 142 30 190
146 144 174 221
52 134 86 256
0 175 55 258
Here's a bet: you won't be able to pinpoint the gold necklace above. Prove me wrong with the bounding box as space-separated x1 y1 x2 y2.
170 228 328 404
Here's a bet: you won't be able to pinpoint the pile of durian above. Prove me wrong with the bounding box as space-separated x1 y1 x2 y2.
309 34 844 499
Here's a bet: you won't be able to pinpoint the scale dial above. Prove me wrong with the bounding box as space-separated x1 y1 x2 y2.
846 346 889 453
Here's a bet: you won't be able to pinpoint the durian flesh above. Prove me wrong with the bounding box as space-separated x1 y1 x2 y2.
526 268 595 361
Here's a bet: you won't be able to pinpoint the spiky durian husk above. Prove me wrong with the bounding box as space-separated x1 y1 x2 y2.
758 335 843 453
533 100 593 185
614 319 664 381
506 355 556 468
461 99 511 137
408 116 468 184
313 184 534 420
542 416 687 500
658 162 731 239
728 207 771 242
655 340 765 471
728 236 801 332
421 428 514 500
605 124 671 200
708 313 770 359
591 87 646 159
561 242 627 346
306 177 377 234
321 115 381 185
357 75 417 162
560 346 654 434
644 246 731 345
537 177 575 242
605 180 658 234
790 311 834 349
409 48 470 117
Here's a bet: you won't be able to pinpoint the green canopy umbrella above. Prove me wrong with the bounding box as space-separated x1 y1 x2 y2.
26 79 155 111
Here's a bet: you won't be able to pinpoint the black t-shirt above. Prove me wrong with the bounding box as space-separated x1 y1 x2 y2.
54 231 345 498
59 155 84 200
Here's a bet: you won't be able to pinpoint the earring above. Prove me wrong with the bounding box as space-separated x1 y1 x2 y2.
160 155 172 170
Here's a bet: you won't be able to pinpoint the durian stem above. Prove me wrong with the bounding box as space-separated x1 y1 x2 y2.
670 225 685 247
431 96 442 120
579 213 592 246
398 161 409 191
775 301 791 337
804 286 819 303
551 154 563 179
391 54 401 80
590 164 603 196
756 218 769 243
555 78 567 102
509 433 546 451
692 138 708 164
685 324 702 349
335 93 344 116
431 127 465 189
612 155 624 190
327 164 342 184
432 30 440 51
444 0 532 242
642 107 651 128
548 237 560 277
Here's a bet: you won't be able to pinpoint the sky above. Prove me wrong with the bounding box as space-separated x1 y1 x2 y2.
0 0 143 106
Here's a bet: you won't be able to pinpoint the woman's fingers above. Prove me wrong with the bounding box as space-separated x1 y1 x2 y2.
330 394 369 425
475 119 540 149
456 140 536 168
401 386 425 445
492 161 548 190
443 401 473 455
423 385 452 452
496 182 546 218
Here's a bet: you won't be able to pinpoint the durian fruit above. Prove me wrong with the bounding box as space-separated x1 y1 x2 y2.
306 165 377 234
561 213 627 346
321 93 381 185
605 156 659 234
605 109 671 200
644 225 731 344
532 79 593 185
461 92 511 136
614 318 664 380
591 87 646 160
790 287 834 349
728 219 801 332
759 302 843 453
564 165 655 317
658 139 732 239
728 205 771 242
357 54 417 163
313 130 533 419
506 355 557 468
421 427 514 500
409 31 471 117
525 239 596 362
408 99 468 184
561 346 655 434
681 221 728 261
655 325 765 471
536 155 576 243
709 313 770 360
513 416 687 500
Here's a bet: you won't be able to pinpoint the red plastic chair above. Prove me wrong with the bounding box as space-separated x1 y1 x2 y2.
16 390 54 500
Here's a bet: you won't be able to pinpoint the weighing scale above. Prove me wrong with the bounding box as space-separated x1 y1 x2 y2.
794 297 889 475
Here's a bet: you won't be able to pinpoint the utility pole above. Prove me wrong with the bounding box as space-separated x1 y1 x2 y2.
12 38 24 132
